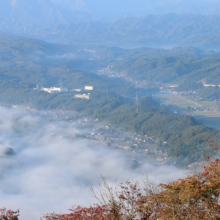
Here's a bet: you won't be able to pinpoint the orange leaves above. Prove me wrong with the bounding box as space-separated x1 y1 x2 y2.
42 158 220 219
3 156 220 219
156 157 220 219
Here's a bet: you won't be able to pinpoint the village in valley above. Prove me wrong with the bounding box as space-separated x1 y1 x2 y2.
45 110 170 167
31 81 218 168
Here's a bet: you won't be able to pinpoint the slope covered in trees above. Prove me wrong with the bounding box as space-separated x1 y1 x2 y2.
2 34 220 92
110 49 220 88
0 35 219 166
74 93 218 166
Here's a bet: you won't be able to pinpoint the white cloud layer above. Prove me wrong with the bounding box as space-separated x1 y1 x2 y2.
0 106 187 219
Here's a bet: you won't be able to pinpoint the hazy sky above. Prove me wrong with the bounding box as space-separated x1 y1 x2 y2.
0 106 187 219
50 0 220 15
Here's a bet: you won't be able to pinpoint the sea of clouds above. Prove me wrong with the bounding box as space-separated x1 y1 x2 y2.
0 106 187 219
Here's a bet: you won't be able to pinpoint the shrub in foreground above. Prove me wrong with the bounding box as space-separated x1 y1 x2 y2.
43 158 220 219
4 157 220 219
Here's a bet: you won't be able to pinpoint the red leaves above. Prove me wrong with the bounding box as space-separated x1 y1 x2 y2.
42 157 220 219
0 208 19 220
3 154 220 219
43 205 114 220
206 156 210 161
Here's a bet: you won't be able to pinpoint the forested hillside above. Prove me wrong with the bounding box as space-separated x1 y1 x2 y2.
112 52 220 85
2 34 220 87
0 35 219 166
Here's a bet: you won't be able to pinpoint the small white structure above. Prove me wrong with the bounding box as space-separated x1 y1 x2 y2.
33 85 39 90
203 84 216 87
42 87 68 93
73 89 82 92
74 94 90 99
169 84 179 88
85 86 93 91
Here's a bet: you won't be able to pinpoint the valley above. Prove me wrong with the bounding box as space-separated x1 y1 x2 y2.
2 1 220 219
0 34 219 167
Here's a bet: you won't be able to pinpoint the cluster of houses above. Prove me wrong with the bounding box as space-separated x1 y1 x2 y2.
41 87 69 93
38 85 94 100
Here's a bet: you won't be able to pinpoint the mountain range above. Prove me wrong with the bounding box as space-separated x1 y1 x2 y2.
2 0 220 34
33 14 220 49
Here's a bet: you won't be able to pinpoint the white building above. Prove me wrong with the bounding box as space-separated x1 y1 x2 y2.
85 86 93 91
203 84 216 87
74 94 90 99
42 87 68 93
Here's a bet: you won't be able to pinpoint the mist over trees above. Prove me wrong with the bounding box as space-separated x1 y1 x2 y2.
3 155 220 219
1 0 220 219
46 156 220 220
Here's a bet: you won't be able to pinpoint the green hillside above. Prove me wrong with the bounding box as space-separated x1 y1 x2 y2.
0 35 219 166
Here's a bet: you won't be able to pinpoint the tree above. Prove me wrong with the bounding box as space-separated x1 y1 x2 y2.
156 157 220 219
0 208 19 220
3 155 220 219
43 205 115 220
43 157 220 220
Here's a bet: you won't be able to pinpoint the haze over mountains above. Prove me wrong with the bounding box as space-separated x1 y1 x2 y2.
3 0 220 24
1 0 220 49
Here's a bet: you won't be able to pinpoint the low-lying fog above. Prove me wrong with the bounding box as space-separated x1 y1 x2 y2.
0 106 186 219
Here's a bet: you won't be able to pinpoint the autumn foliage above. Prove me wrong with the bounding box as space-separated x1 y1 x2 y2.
43 205 117 220
4 157 220 219
0 208 19 220
43 158 220 220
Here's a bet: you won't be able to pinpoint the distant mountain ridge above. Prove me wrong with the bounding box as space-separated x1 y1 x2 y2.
1 1 220 49
31 14 220 50
2 0 220 35
0 0 89 33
